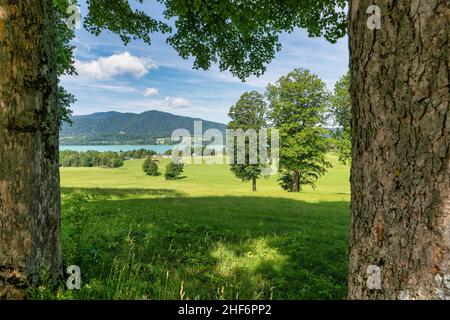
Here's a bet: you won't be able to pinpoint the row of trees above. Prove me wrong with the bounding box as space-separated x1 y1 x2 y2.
228 68 351 192
60 150 125 168
60 149 162 168
119 149 158 159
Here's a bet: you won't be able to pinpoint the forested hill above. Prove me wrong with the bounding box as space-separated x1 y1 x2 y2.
60 110 227 145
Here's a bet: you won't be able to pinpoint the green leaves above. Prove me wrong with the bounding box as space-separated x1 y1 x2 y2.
330 73 351 164
162 0 347 79
227 68 335 192
228 91 268 187
54 0 349 132
84 0 171 45
267 68 331 192
228 91 267 130
143 159 160 176
54 0 78 127
164 162 184 180
77 0 347 80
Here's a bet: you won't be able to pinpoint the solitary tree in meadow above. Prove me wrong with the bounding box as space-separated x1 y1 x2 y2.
0 0 448 299
267 69 331 192
228 91 267 192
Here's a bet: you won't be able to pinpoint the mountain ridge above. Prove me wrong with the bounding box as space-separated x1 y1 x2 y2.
60 110 227 145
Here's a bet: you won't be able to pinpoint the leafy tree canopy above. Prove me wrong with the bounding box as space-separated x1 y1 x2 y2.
54 0 347 124
81 0 348 80
228 91 267 130
228 91 267 189
267 68 331 191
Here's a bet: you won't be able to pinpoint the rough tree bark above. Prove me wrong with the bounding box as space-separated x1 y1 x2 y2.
252 176 257 192
348 0 449 299
0 0 61 299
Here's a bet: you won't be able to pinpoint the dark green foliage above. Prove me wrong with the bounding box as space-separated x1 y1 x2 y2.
54 0 348 132
162 0 347 79
55 0 347 130
164 162 184 180
330 73 352 164
229 163 263 185
267 68 331 192
228 91 268 191
228 91 267 129
84 0 171 45
57 86 75 126
77 1 347 80
278 171 296 192
143 159 160 176
54 0 77 127
278 165 329 192
120 149 157 159
60 150 124 168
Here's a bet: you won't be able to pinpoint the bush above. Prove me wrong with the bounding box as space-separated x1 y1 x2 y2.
143 159 160 176
164 162 184 180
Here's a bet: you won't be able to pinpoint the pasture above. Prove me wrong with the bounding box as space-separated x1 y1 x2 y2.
31 155 350 300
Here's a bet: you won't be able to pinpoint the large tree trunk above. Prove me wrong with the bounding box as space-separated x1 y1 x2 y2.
348 0 449 299
0 0 61 299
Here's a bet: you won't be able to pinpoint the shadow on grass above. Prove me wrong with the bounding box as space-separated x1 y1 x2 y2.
59 189 350 300
61 187 187 198
165 175 188 180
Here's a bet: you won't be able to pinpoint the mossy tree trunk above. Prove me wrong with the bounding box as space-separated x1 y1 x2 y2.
0 0 62 299
348 0 449 299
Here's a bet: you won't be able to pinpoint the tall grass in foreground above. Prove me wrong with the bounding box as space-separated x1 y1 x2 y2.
28 156 350 300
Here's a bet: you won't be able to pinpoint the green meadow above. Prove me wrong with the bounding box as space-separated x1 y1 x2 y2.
32 155 350 300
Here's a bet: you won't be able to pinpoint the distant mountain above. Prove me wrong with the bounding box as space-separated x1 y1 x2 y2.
60 110 227 145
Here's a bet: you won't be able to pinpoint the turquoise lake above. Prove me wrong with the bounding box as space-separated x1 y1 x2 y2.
59 145 173 153
59 144 225 153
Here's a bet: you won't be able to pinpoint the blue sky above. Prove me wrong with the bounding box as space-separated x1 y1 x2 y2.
62 1 349 124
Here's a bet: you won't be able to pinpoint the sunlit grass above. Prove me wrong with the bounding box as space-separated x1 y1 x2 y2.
29 154 350 300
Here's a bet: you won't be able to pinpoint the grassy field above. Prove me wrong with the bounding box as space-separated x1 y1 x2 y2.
31 155 350 300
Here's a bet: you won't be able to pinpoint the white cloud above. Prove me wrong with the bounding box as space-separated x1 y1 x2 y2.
74 52 157 79
65 25 349 123
144 88 159 97
85 83 137 93
164 96 191 109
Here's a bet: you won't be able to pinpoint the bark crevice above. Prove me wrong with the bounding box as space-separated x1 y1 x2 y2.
348 0 449 299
